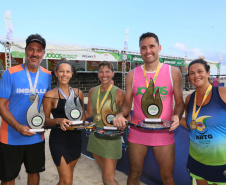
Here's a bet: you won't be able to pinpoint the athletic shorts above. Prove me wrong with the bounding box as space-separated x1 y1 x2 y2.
0 141 45 182
187 155 226 184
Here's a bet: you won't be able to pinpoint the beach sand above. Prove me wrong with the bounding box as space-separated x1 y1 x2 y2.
0 90 193 185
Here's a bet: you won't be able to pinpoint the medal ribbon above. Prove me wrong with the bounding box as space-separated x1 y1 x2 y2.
192 84 212 120
96 84 113 114
58 86 72 100
25 64 40 95
143 62 161 88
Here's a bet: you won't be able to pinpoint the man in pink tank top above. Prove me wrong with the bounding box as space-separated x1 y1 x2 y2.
113 32 184 185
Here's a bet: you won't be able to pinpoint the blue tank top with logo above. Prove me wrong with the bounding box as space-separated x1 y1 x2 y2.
186 86 226 166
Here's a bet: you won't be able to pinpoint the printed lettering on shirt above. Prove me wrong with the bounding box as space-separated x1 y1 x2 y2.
16 88 47 94
136 86 168 101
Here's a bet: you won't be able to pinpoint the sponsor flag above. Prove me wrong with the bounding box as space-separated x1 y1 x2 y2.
124 27 129 50
219 50 222 61
4 10 13 40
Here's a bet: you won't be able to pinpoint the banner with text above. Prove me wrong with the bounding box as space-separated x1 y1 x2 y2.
159 58 185 66
11 47 120 62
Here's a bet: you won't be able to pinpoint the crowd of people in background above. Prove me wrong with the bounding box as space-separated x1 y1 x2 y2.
0 32 225 185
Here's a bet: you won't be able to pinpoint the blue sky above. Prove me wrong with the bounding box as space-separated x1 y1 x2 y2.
0 0 225 74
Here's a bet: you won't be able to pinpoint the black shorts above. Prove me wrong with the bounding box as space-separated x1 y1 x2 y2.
187 154 226 183
0 141 45 182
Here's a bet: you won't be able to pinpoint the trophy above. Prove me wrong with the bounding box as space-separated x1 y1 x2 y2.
101 93 117 127
27 94 45 132
141 78 163 123
65 88 83 124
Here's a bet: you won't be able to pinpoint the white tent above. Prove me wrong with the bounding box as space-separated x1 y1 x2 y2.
185 58 221 75
0 36 121 62
0 36 221 75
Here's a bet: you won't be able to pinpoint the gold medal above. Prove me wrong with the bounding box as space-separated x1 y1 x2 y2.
191 84 212 130
96 114 101 121
190 120 197 130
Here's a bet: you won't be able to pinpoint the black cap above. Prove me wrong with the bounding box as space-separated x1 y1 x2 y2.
26 34 46 49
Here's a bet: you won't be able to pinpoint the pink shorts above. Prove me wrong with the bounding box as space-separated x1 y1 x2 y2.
128 126 175 146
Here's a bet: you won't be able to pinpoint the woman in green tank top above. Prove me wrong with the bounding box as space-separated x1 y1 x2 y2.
86 61 126 185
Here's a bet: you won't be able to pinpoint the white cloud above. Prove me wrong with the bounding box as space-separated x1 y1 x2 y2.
189 48 205 59
173 42 205 59
174 43 186 52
